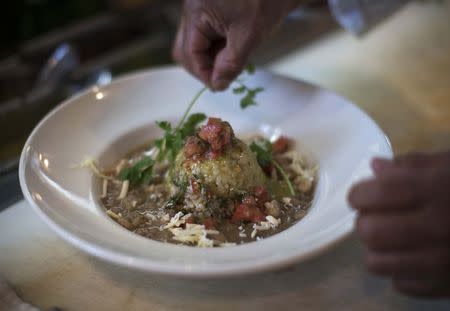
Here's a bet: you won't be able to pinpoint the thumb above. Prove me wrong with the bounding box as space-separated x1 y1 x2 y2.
211 29 258 90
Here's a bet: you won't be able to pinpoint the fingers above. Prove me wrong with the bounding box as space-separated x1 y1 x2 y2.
348 177 421 212
172 14 217 87
372 152 450 178
182 18 218 86
350 152 450 213
365 248 450 278
349 153 444 212
393 279 450 298
353 151 450 298
372 153 430 176
356 211 436 251
211 27 260 90
172 17 186 67
172 2 264 91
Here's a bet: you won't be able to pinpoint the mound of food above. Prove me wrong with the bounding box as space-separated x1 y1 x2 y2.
172 118 266 198
96 117 317 247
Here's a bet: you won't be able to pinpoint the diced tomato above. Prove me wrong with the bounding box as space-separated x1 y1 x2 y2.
272 136 291 154
205 149 222 160
184 215 195 224
198 118 232 152
231 203 265 223
242 195 256 205
253 186 270 208
203 217 216 229
184 136 206 158
254 186 267 198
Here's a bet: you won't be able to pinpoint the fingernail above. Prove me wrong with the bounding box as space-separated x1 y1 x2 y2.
212 78 230 91
371 158 391 175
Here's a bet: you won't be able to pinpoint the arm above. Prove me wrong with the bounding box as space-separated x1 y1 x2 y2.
328 0 411 35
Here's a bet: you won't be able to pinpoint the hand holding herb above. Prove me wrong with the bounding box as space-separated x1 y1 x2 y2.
172 0 301 90
118 65 264 187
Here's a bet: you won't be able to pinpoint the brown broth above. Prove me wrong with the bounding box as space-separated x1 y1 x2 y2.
99 142 316 247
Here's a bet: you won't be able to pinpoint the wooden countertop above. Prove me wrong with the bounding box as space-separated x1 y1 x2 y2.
1 2 449 310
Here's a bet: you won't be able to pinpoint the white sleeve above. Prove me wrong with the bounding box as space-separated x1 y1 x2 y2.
328 0 411 35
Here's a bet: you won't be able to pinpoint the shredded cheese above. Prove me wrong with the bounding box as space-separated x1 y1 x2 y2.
282 150 318 182
78 157 113 180
169 224 215 248
205 229 220 235
115 159 127 175
106 210 120 219
198 234 214 248
118 180 129 199
164 211 187 229
251 216 281 239
282 197 292 205
138 211 157 221
162 214 170 222
100 179 108 198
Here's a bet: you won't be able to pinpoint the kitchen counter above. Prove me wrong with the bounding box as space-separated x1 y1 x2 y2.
270 2 450 155
1 2 450 310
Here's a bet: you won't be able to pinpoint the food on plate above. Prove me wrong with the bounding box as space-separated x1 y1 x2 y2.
95 117 316 247
172 118 266 198
85 68 317 247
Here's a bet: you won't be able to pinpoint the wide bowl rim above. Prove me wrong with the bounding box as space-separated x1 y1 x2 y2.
19 65 392 277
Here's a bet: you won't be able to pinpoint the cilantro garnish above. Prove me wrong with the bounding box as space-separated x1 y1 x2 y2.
232 63 264 109
119 64 264 187
245 63 256 74
250 140 296 196
233 83 264 109
154 112 206 163
118 156 155 186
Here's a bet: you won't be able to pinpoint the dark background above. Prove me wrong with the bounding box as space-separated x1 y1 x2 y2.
0 0 336 210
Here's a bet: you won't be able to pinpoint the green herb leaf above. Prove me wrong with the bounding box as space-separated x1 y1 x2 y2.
234 82 264 109
180 113 206 137
245 63 255 74
118 67 265 187
156 121 171 131
250 141 272 167
240 93 256 109
233 86 246 94
118 156 155 186
165 181 188 209
250 140 295 196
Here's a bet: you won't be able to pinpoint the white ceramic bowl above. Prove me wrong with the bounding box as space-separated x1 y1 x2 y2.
19 66 392 277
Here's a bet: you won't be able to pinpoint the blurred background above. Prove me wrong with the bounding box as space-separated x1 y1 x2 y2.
0 0 336 210
1 1 449 212
1 1 450 309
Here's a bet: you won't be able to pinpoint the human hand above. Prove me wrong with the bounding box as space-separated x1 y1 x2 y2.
172 0 302 91
349 152 450 297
